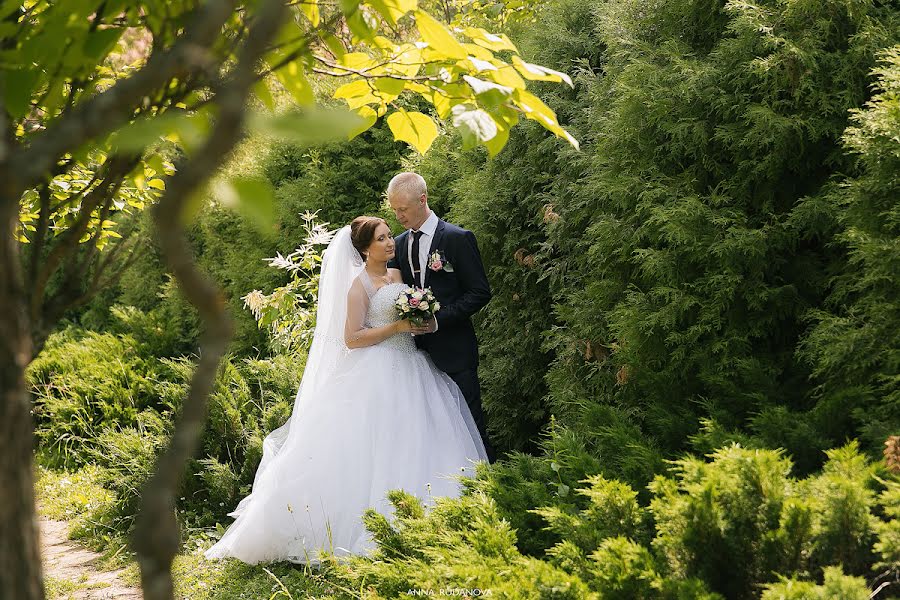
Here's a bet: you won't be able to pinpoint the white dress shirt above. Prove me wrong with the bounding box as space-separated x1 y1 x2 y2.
407 211 439 331
407 211 439 288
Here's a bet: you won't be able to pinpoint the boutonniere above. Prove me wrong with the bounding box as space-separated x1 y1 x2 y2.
428 250 454 273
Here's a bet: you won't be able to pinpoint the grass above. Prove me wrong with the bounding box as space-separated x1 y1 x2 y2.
37 464 356 599
170 552 341 600
44 574 106 600
36 465 134 571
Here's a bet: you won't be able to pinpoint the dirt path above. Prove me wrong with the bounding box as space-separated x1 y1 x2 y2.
40 517 143 600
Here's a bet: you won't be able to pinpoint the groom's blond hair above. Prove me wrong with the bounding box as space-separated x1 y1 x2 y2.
387 172 427 203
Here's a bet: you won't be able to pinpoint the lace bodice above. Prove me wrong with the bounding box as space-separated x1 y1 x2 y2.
359 274 416 353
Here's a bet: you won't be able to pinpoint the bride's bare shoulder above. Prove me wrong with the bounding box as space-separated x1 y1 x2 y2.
388 268 403 283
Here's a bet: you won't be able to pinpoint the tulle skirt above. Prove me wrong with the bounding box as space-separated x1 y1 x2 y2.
203 342 487 565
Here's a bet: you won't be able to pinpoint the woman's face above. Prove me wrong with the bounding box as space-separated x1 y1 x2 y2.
366 222 395 263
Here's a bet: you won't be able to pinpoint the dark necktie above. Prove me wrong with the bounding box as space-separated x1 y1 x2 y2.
411 230 424 287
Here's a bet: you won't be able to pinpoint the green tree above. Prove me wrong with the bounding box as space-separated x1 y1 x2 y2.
421 0 899 471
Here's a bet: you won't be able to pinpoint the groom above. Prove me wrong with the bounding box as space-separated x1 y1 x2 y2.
386 172 497 464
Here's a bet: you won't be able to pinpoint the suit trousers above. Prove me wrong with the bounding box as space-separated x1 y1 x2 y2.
446 368 496 464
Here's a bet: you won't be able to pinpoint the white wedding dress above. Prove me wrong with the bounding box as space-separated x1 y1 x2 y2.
204 226 487 565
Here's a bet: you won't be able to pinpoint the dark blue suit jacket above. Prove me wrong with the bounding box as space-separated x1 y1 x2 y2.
388 219 491 373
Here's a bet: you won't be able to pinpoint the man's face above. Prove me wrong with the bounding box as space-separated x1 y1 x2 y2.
389 192 427 230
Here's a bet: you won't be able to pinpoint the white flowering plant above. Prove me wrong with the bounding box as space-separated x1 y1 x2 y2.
242 212 334 354
395 286 441 327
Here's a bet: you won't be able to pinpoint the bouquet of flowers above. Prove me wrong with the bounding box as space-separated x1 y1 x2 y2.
395 286 440 326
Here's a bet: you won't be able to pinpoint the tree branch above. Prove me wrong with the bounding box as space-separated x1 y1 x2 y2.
131 0 289 598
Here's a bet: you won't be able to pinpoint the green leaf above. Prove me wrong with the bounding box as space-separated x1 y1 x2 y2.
214 176 276 232
253 79 276 110
272 61 314 106
462 74 513 108
483 122 509 157
83 28 123 61
0 0 20 20
387 109 438 154
415 10 467 60
463 27 518 53
320 32 346 60
299 0 320 26
2 69 41 119
451 104 497 150
347 106 378 140
367 0 417 25
248 108 366 146
347 9 377 41
372 77 406 96
333 79 392 109
513 89 579 150
512 56 574 88
427 83 473 119
111 111 209 153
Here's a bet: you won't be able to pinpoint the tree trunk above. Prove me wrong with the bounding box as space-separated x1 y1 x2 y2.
0 196 43 599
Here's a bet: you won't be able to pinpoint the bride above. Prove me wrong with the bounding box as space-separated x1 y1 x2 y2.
204 216 488 565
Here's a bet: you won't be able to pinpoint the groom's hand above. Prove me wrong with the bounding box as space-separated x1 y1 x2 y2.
411 317 437 335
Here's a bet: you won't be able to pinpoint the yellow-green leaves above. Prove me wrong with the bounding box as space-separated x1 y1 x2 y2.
368 0 417 25
272 61 315 106
514 89 579 150
248 109 368 146
463 27 518 53
387 110 439 154
110 110 211 154
512 56 574 87
313 3 577 157
415 10 467 60
254 79 276 111
299 0 320 26
334 79 386 109
348 106 379 140
452 104 497 150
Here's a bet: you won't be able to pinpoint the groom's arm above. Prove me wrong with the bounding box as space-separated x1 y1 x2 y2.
434 231 491 328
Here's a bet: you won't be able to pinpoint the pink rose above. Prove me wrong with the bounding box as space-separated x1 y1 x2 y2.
430 260 443 271
409 298 420 307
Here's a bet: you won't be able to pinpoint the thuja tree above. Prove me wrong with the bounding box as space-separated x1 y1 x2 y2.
543 0 900 468
422 0 899 470
0 1 576 598
414 0 898 478
795 46 900 460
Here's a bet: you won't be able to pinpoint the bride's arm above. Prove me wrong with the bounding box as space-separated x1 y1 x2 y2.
344 279 415 348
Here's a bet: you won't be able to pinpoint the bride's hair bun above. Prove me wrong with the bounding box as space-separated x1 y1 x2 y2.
350 216 387 261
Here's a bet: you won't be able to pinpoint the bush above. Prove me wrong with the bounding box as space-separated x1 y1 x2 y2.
760 566 870 600
330 441 900 599
32 325 306 535
649 442 879 599
29 327 164 469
